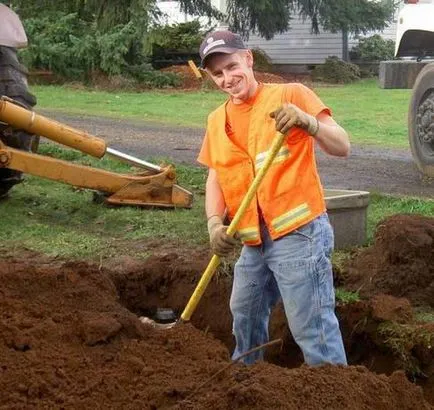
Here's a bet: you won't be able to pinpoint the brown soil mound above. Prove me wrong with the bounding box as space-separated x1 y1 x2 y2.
1 253 432 409
344 214 434 307
161 65 311 90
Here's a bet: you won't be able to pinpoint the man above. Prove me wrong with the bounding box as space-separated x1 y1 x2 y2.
197 30 349 366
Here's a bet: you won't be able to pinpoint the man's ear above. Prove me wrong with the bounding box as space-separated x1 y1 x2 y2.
245 50 254 68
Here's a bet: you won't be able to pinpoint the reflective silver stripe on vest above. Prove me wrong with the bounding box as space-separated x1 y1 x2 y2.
272 203 311 233
237 226 260 242
255 146 290 170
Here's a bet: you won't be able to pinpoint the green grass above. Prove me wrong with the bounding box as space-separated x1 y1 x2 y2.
1 144 432 259
31 79 412 148
315 80 411 148
414 307 434 323
378 321 434 375
335 288 360 304
1 145 208 259
31 85 225 128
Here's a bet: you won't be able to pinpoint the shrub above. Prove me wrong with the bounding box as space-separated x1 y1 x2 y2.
19 12 90 79
148 20 205 52
252 48 273 72
125 64 181 88
97 22 139 76
147 20 209 68
350 34 395 62
20 13 149 81
312 56 361 84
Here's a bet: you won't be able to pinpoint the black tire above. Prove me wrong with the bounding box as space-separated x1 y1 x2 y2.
0 45 39 197
408 62 434 178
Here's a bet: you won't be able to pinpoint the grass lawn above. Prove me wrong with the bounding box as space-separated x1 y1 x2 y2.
1 144 432 260
31 79 412 148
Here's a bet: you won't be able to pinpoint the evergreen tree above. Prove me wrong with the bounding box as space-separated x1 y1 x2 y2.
178 0 397 40
5 0 397 39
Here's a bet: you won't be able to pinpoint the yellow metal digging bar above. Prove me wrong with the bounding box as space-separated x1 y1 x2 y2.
180 131 286 323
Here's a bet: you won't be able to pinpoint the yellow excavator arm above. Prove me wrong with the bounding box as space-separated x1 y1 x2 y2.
0 97 193 208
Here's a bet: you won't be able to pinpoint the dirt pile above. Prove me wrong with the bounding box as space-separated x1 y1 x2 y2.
344 214 434 307
161 65 310 90
1 252 432 409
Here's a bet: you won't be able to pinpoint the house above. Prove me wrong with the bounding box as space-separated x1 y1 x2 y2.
246 15 398 72
156 0 400 71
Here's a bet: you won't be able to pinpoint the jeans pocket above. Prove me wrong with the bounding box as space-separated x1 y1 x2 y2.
319 215 335 257
293 223 314 241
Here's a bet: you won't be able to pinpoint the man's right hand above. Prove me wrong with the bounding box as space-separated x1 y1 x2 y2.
207 215 240 257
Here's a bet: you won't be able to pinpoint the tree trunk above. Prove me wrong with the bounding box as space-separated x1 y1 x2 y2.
342 29 349 62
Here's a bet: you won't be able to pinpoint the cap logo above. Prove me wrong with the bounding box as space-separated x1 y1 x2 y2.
203 39 226 55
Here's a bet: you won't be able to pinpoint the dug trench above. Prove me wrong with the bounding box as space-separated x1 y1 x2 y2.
0 214 433 408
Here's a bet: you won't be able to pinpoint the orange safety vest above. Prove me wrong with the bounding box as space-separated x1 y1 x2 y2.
205 83 326 245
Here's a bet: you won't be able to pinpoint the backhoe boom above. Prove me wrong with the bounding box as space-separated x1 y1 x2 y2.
0 97 193 208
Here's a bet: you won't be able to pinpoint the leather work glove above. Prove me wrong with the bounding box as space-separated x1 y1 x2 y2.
270 103 319 136
207 215 240 257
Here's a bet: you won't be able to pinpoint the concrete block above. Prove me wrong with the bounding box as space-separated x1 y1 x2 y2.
379 60 432 89
325 189 370 249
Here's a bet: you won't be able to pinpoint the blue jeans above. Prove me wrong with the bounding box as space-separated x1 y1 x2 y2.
230 213 347 366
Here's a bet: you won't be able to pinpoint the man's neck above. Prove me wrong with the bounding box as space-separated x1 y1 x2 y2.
232 80 259 105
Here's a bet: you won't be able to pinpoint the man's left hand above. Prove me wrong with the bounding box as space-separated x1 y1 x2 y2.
270 103 318 136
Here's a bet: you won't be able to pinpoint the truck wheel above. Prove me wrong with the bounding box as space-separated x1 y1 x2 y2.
408 62 434 177
0 45 38 197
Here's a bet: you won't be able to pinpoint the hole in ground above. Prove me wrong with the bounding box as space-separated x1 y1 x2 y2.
107 252 434 406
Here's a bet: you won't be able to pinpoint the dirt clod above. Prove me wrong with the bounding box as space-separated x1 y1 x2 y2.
371 294 413 323
344 214 434 307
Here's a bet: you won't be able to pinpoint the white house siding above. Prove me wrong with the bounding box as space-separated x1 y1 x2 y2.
247 4 402 66
246 16 343 65
156 0 402 66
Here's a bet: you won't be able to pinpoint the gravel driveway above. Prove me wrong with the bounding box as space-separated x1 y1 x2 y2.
43 111 433 199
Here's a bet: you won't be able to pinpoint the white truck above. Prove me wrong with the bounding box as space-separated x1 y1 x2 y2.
383 0 434 177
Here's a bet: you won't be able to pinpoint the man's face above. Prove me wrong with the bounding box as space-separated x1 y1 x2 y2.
205 51 256 102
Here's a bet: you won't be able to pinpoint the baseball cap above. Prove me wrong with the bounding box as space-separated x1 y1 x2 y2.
199 30 247 68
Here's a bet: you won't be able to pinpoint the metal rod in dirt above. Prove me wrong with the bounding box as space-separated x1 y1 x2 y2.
185 338 283 400
106 147 162 173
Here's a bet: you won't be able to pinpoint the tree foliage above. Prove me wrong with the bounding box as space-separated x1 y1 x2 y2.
178 0 398 39
5 0 159 29
350 34 395 62
1 0 399 82
6 0 398 40
301 0 397 35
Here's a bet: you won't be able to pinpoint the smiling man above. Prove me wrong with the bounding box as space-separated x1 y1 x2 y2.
197 30 350 366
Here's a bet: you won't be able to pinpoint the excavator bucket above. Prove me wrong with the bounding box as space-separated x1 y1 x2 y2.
103 167 193 208
0 97 193 208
